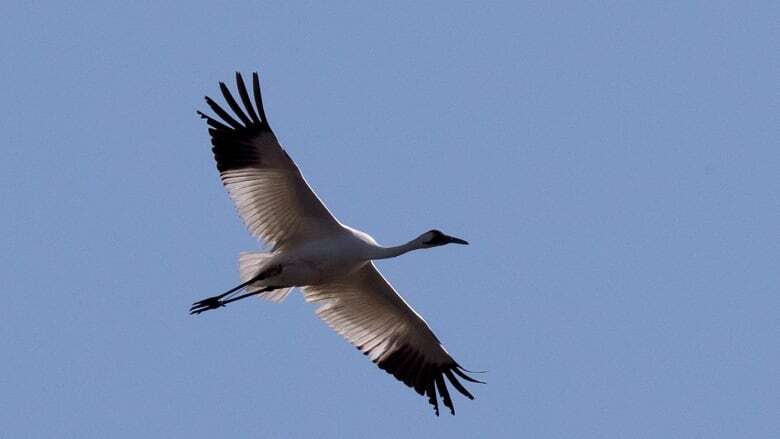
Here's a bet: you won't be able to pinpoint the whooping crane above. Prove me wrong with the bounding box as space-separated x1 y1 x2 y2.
191 72 482 415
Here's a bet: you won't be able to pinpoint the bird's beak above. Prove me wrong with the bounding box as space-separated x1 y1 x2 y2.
446 235 469 245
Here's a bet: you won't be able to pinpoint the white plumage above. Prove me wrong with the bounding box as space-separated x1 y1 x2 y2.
191 72 482 415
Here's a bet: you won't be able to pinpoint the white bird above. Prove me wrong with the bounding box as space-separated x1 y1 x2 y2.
191 72 482 415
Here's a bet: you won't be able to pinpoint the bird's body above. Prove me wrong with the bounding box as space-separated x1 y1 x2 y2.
191 72 482 415
246 227 377 287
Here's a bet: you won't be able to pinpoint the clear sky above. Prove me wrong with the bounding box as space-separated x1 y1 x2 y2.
1 2 777 438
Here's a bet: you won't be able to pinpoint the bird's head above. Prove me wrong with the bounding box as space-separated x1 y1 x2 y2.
418 229 469 248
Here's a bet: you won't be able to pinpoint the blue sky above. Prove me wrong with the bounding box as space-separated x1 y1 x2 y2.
1 2 777 437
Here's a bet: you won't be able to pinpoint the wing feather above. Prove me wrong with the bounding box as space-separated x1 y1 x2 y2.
235 72 261 124
198 72 342 249
219 81 252 126
302 263 482 415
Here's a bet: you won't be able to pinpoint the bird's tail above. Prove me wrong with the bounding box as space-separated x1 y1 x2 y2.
238 252 294 303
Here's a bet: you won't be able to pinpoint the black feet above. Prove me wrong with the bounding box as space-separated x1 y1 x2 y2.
190 296 226 315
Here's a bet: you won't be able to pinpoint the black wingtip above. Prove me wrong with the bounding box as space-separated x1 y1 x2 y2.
444 369 474 400
219 81 252 126
197 110 232 131
453 366 486 384
426 381 439 416
373 344 482 416
455 362 489 375
235 72 261 124
252 72 268 124
435 374 455 415
197 71 273 135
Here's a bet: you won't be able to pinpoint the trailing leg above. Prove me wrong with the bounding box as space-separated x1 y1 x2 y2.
190 286 276 315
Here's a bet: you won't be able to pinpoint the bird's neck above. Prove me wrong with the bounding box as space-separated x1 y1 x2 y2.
369 239 423 260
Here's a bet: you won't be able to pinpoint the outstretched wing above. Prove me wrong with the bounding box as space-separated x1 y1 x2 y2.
198 72 342 249
302 263 483 415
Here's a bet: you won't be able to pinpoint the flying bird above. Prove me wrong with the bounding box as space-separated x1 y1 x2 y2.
191 72 482 415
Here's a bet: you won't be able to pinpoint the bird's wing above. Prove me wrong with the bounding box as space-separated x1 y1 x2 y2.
198 72 342 249
302 263 482 415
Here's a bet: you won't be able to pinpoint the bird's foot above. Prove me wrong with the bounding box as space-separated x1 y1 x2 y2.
190 296 226 315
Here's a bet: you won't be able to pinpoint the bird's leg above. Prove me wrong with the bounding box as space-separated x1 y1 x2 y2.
189 274 263 315
190 287 276 315
219 287 277 306
190 265 284 315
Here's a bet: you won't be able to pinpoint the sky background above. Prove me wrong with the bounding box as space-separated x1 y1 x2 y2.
1 2 777 438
